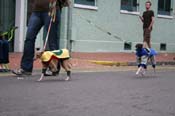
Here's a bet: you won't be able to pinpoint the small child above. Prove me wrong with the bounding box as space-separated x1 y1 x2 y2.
135 43 157 76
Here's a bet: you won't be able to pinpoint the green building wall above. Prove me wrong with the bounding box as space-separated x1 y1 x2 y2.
70 0 175 53
1 0 175 53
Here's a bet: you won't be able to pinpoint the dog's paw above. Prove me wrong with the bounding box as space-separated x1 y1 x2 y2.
37 74 44 82
65 76 71 81
141 70 146 77
136 71 139 75
37 78 43 82
136 70 141 75
153 68 156 73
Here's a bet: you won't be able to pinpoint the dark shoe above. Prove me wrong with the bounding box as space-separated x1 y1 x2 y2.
12 69 32 76
0 69 5 72
4 69 11 72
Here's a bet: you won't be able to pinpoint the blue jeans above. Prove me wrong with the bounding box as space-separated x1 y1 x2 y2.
0 40 4 63
21 10 61 72
0 39 9 64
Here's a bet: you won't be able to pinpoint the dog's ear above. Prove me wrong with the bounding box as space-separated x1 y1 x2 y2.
135 43 143 49
139 44 143 48
35 48 45 58
135 44 139 48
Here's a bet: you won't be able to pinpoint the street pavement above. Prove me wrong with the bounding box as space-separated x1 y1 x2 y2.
0 68 175 116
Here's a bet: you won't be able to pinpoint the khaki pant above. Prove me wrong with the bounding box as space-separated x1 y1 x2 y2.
143 28 152 48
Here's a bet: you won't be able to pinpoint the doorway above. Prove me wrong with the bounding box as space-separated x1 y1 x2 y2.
0 0 16 52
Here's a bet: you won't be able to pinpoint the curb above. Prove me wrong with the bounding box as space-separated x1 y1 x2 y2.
89 60 175 66
89 60 128 66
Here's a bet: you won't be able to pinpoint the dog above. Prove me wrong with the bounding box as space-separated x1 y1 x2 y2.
135 43 157 76
35 49 71 81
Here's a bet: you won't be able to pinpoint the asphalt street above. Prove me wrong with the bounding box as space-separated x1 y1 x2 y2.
0 69 175 116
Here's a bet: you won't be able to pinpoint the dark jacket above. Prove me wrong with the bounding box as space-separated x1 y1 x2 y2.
29 0 70 11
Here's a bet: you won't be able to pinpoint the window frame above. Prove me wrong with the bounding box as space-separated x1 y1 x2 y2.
74 0 98 10
157 0 174 17
120 0 140 15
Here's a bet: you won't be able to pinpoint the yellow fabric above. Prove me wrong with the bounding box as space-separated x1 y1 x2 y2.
41 49 70 62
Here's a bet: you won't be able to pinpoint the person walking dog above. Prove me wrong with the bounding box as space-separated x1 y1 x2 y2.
13 0 70 76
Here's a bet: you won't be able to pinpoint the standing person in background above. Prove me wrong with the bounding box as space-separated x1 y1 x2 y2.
139 1 154 48
0 33 4 72
0 32 10 72
13 0 70 76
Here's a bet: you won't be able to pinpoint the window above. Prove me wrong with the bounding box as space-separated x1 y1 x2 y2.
124 42 132 50
121 0 138 12
158 0 173 16
74 0 96 6
160 43 167 51
74 0 97 10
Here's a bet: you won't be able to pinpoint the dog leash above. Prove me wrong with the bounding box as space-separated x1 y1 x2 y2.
43 0 57 51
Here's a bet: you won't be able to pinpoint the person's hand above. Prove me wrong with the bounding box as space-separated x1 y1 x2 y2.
60 0 71 7
139 16 143 22
148 26 151 31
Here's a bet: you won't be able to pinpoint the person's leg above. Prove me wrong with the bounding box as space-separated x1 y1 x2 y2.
2 39 9 64
148 29 152 48
0 40 4 71
20 12 44 72
0 40 4 64
43 10 61 74
43 9 61 50
2 39 10 71
143 41 149 49
143 28 151 48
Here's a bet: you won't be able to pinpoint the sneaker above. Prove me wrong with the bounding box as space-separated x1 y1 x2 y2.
43 69 53 76
12 69 32 76
44 70 59 76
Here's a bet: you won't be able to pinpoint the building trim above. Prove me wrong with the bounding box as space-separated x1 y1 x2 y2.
120 10 140 15
74 4 98 10
157 15 174 19
14 0 27 52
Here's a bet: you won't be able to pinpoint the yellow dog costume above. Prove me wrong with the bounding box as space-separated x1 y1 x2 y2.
40 49 70 62
37 49 71 81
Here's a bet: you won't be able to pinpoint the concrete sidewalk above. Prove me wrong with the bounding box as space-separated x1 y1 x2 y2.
8 52 175 70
